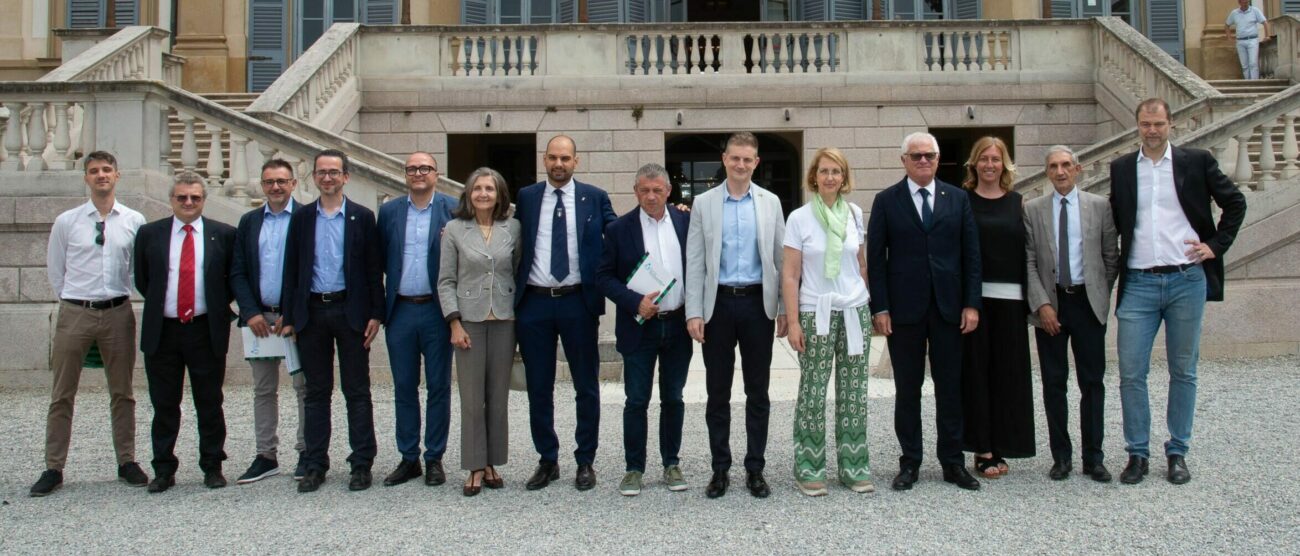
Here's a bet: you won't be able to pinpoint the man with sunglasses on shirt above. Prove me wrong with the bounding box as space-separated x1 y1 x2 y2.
31 151 149 497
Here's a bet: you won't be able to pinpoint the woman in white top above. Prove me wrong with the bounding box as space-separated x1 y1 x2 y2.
782 147 873 496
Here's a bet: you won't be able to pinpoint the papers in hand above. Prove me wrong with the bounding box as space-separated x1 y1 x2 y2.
626 252 678 325
242 327 302 374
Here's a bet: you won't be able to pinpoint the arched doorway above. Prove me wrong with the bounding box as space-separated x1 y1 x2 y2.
665 132 802 217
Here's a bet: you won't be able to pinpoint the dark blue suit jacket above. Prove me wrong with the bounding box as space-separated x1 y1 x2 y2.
596 206 689 355
281 198 385 333
377 193 458 323
867 178 982 325
230 199 298 325
513 180 617 317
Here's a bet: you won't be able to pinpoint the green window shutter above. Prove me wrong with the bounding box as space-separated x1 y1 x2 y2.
1049 0 1075 18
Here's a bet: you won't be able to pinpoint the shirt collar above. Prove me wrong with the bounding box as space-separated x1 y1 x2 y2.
639 207 669 224
1137 143 1173 165
1052 186 1079 204
547 179 575 196
722 184 754 202
406 194 435 212
83 199 120 219
171 216 204 234
317 197 347 218
907 177 934 196
263 199 294 217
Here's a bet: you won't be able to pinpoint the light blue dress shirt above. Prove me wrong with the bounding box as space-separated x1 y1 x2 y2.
258 201 293 307
1052 187 1086 285
397 198 434 296
311 199 347 293
719 186 762 286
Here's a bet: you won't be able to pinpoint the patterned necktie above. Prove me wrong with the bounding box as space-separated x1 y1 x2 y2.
1058 198 1072 288
551 189 569 282
178 224 196 323
918 188 932 231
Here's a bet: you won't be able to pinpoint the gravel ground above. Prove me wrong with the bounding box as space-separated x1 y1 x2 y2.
1 355 1297 554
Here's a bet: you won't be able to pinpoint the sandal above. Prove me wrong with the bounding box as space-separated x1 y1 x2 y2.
974 455 1002 479
463 469 484 497
484 466 504 489
994 457 1010 476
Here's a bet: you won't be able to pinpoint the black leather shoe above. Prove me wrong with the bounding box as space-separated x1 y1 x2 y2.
705 471 729 499
349 467 373 491
298 469 325 492
203 470 228 489
1120 456 1149 485
525 461 560 491
29 469 63 497
383 460 422 486
425 460 447 486
942 464 981 490
118 462 149 487
1049 460 1073 481
147 474 175 493
891 466 919 491
575 464 597 491
1167 455 1191 485
745 471 770 498
1083 462 1112 483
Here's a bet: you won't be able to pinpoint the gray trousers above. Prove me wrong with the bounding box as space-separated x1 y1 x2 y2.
455 320 514 471
247 311 307 461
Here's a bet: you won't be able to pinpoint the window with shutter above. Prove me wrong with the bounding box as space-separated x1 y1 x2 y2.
67 0 137 28
1049 0 1074 18
627 0 648 22
803 0 826 20
1144 0 1183 63
558 0 575 22
463 0 489 23
588 0 621 22
950 0 978 20
1283 0 1300 14
830 0 867 20
247 0 286 92
363 0 397 23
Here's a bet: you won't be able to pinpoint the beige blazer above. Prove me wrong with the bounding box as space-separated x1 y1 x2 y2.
437 218 521 322
1024 189 1120 326
684 182 785 323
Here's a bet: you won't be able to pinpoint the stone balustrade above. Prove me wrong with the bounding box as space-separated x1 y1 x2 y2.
162 53 186 88
1261 15 1300 81
247 23 360 129
1093 17 1219 115
40 26 172 83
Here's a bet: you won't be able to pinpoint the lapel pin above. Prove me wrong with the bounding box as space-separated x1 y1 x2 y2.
350 215 356 221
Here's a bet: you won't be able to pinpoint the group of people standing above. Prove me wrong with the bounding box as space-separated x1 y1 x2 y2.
31 97 1244 501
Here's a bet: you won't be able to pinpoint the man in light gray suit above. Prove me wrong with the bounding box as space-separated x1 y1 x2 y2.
684 131 786 500
1025 145 1119 483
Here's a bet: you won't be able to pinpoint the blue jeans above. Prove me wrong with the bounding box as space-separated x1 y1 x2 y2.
1117 265 1206 459
621 316 692 472
385 300 452 463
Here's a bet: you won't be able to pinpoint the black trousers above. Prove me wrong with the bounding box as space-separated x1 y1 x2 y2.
297 302 376 473
1034 287 1107 466
702 291 774 473
888 300 964 467
144 316 226 476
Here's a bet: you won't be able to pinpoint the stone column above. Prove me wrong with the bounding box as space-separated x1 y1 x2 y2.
171 0 246 92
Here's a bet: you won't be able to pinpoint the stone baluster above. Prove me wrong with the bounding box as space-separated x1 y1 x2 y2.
651 35 664 75
492 36 504 76
2 102 22 171
25 102 47 171
1257 121 1277 190
227 133 249 198
79 101 96 155
158 105 172 174
704 35 718 74
449 37 463 76
204 123 225 188
465 37 479 76
763 34 777 73
1233 132 1254 187
1280 113 1299 179
51 103 73 170
1214 138 1236 180
254 143 277 199
813 33 824 73
179 113 199 171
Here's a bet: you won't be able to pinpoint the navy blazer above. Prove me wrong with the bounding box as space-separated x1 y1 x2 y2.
866 178 982 325
377 192 458 323
596 206 689 354
133 216 237 356
513 180 617 317
230 199 298 325
281 198 385 333
1108 146 1246 305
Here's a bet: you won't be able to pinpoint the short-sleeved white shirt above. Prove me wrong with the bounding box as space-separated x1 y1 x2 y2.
783 202 870 313
1226 6 1267 39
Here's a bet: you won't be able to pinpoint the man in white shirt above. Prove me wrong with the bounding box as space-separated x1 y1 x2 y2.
1224 0 1271 80
596 163 692 496
31 151 148 497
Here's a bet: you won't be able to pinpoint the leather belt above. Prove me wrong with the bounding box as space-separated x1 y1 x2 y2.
397 294 435 304
310 290 347 303
528 285 580 297
1237 35 1258 41
718 284 762 296
1132 263 1197 275
260 305 281 313
652 308 683 320
63 296 129 310
1057 284 1086 295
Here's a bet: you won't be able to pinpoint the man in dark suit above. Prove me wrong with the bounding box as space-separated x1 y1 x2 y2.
376 151 459 488
868 131 983 491
281 149 385 493
515 135 616 491
596 163 691 497
230 158 306 484
133 171 237 493
1109 98 1246 486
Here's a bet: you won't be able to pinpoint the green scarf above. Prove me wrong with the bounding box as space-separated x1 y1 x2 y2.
812 194 849 279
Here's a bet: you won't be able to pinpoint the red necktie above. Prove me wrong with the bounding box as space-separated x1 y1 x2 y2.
178 224 195 323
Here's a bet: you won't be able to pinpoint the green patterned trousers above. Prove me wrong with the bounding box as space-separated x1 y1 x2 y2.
793 310 872 484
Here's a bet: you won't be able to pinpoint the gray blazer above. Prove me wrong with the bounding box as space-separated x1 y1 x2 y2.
437 218 521 322
685 183 785 323
1024 189 1120 326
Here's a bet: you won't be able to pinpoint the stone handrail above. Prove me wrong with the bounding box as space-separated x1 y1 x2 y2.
1261 15 1300 81
162 52 186 88
1092 16 1220 115
246 23 360 129
40 26 171 83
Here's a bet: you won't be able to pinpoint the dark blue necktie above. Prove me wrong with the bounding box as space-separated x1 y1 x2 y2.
918 187 932 231
551 188 569 282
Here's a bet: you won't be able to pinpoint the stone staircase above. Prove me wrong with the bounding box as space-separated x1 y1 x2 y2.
1207 79 1291 99
166 92 261 185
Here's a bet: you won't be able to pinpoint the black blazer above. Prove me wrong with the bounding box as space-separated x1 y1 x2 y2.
133 216 237 356
281 198 385 333
866 178 982 326
596 206 690 355
230 199 298 325
513 180 617 317
1109 146 1247 305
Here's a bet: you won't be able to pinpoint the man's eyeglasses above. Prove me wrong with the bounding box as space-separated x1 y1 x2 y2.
404 166 437 176
260 178 293 187
173 194 204 203
906 152 938 162
313 169 345 179
95 221 105 246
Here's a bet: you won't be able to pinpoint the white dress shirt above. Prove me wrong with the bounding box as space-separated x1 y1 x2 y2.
1131 144 1197 269
527 179 581 287
47 200 145 301
164 217 207 319
1052 187 1087 285
639 208 684 311
907 178 937 220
